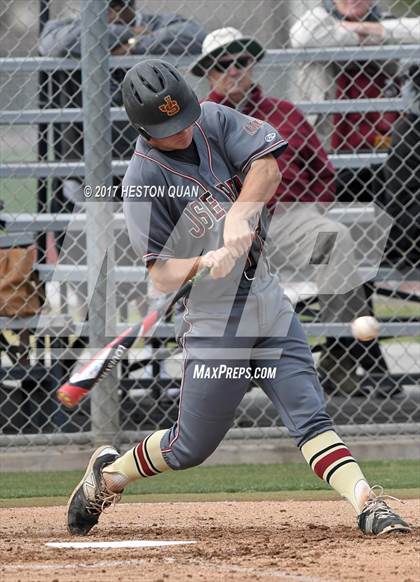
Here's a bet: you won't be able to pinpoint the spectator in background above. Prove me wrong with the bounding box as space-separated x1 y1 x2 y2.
191 27 391 396
289 0 420 395
383 62 420 272
40 0 206 59
290 0 420 203
39 0 206 195
38 0 206 309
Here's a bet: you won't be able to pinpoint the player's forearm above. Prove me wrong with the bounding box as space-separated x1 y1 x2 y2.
38 19 83 57
231 156 281 220
222 157 281 257
290 9 360 48
148 256 203 293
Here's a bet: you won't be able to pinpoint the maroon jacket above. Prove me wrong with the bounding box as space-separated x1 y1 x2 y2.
206 86 336 207
333 62 399 152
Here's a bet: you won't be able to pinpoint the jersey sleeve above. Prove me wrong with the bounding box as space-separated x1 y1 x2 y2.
123 159 176 266
219 105 288 173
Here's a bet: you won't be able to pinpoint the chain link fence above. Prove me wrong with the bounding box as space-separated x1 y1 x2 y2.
0 0 419 450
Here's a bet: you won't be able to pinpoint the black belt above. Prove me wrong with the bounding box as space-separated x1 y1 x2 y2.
242 266 257 281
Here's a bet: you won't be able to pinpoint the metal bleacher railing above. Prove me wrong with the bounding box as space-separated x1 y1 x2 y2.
0 40 419 447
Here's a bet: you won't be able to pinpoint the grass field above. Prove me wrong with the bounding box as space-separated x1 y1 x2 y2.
1 179 38 213
1 460 418 507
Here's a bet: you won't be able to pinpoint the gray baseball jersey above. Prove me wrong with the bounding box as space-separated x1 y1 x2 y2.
122 101 332 460
123 101 287 302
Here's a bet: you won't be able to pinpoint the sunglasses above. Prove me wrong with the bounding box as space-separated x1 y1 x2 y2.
212 56 252 72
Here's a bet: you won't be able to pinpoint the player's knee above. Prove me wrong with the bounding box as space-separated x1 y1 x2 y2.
165 441 214 470
175 453 208 470
298 421 335 448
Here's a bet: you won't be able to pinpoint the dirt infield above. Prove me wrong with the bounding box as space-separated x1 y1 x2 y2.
0 499 418 582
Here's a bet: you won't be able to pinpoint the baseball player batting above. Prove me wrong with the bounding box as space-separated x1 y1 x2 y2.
66 59 410 537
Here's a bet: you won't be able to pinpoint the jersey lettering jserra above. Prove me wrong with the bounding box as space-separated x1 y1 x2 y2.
123 101 287 297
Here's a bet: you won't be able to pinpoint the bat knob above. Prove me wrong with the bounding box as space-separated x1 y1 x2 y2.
57 384 89 408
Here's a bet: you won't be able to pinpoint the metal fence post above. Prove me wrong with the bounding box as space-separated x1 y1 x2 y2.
0 0 419 449
80 0 119 447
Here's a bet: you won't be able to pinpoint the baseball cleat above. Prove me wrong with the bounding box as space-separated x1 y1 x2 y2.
67 446 122 536
358 486 411 535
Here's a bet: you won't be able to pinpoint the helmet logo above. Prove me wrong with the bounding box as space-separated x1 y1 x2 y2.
159 95 180 117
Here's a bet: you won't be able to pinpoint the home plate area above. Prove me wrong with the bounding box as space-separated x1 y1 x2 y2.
46 539 196 549
0 500 418 582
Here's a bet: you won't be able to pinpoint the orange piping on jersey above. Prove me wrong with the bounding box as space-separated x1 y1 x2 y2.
242 139 287 173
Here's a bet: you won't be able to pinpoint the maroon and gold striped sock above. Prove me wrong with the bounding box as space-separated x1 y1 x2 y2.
103 429 171 491
301 430 370 513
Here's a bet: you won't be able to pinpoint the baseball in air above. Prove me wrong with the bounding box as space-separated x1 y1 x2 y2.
351 316 380 341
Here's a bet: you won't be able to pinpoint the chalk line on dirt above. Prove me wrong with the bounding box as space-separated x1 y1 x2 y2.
46 539 196 549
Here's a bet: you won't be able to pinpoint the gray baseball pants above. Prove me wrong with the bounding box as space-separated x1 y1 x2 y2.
160 274 333 470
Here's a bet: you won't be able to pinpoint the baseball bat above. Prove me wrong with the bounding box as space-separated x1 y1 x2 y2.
56 266 210 408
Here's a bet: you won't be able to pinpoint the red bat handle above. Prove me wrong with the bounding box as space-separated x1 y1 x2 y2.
56 383 90 409
57 311 158 408
56 267 209 408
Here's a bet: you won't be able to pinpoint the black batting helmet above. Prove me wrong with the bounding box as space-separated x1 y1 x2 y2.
122 60 201 139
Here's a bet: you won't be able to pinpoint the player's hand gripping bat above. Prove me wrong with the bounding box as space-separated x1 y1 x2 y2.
56 267 210 408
